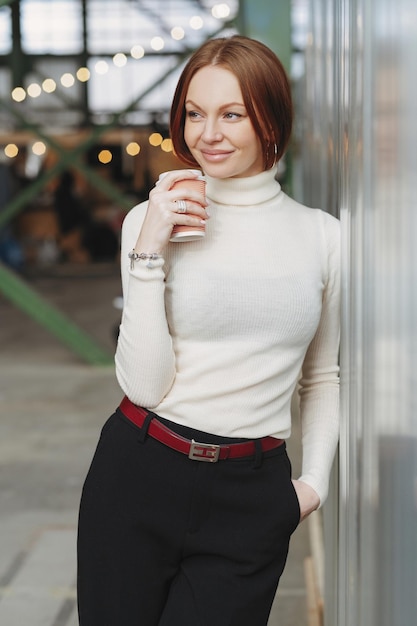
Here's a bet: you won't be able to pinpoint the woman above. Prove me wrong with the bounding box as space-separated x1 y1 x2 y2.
77 35 340 626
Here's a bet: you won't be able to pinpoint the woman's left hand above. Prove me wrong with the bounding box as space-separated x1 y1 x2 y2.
291 480 320 522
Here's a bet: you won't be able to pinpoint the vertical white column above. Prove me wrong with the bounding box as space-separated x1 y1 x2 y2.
301 0 417 624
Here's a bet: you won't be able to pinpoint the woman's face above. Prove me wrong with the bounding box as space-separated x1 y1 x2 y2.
183 65 264 179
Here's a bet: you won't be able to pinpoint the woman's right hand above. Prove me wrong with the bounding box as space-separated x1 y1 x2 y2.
133 170 209 253
291 480 320 522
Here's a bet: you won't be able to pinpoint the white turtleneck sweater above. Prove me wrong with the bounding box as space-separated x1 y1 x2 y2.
115 168 340 504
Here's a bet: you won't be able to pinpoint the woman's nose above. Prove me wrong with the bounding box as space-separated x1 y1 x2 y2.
201 119 223 142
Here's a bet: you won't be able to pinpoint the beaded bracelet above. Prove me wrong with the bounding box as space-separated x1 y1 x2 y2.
128 250 161 269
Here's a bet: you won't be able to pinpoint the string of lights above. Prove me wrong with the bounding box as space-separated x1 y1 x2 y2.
2 3 234 164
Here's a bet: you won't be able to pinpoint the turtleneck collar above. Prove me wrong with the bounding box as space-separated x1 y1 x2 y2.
204 167 281 206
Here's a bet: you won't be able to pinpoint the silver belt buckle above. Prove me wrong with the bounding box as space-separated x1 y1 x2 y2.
189 439 220 462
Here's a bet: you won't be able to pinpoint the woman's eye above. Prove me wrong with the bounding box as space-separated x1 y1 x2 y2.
186 110 201 119
224 112 242 120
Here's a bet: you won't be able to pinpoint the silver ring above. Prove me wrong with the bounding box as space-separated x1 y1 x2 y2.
175 199 187 214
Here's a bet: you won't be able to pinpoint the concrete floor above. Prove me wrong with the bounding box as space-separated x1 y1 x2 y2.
0 263 309 625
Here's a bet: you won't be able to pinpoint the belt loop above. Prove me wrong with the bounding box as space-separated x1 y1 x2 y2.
253 439 263 469
137 411 153 443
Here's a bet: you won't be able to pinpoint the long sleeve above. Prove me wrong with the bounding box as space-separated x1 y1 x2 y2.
114 202 176 407
297 212 340 504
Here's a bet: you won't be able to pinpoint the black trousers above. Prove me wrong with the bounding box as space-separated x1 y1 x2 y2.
77 408 300 626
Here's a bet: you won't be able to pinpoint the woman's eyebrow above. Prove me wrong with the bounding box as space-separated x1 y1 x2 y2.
185 99 246 109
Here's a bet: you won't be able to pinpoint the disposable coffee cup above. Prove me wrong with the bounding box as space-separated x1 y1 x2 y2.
158 170 206 242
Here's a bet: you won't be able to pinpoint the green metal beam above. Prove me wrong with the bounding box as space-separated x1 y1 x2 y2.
0 262 113 365
0 20 235 364
0 20 235 229
237 0 292 73
0 47 202 229
0 102 133 229
1 98 135 215
237 0 293 195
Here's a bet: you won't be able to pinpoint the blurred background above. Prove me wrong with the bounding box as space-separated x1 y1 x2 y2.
0 0 301 365
0 1 416 626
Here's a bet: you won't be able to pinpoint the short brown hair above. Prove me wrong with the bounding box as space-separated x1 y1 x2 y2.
170 35 293 171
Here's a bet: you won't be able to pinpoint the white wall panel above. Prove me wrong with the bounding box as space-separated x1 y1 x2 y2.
300 1 417 624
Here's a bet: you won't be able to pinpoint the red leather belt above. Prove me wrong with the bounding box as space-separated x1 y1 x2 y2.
119 396 284 463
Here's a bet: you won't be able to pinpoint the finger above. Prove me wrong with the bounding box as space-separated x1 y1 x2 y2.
173 213 207 228
149 185 207 212
174 199 188 214
172 188 208 208
155 169 200 190
172 200 209 220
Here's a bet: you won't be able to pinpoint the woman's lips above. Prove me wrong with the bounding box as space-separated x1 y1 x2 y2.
200 150 233 162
